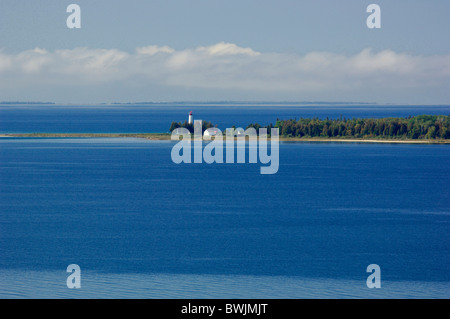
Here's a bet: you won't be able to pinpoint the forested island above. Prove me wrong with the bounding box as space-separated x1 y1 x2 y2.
2 115 449 143
266 115 449 140
170 115 449 140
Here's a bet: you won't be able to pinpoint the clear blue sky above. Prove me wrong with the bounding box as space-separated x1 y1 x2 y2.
1 0 449 104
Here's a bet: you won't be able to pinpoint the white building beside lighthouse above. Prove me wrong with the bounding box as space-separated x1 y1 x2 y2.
188 111 193 124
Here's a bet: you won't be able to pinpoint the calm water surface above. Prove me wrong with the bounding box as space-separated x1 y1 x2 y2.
1 103 449 133
0 138 449 298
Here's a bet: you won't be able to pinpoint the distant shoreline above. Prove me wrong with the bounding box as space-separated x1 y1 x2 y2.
1 133 449 144
0 133 172 140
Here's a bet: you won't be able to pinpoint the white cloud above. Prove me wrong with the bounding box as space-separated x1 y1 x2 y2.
136 45 175 55
0 51 12 72
196 42 260 56
1 43 450 102
16 48 52 73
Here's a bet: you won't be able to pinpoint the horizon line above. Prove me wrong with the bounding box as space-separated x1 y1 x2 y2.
2 101 450 106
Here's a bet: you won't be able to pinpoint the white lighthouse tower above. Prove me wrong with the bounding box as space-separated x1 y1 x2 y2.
188 111 193 124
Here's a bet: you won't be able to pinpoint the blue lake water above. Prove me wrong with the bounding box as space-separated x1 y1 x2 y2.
1 103 449 133
0 137 449 298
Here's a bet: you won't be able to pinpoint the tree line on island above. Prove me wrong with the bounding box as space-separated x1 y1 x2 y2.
170 115 449 140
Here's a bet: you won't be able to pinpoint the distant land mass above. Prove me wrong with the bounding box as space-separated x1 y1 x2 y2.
2 101 450 106
0 101 55 105
0 101 379 106
0 101 380 107
108 101 377 105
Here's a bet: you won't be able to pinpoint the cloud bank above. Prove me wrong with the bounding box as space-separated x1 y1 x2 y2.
1 42 450 102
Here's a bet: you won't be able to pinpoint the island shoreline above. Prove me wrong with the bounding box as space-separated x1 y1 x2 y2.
1 133 449 144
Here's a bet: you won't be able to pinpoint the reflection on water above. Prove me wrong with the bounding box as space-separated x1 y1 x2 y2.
1 269 449 299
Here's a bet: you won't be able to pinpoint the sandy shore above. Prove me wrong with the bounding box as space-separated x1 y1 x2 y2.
1 133 449 144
